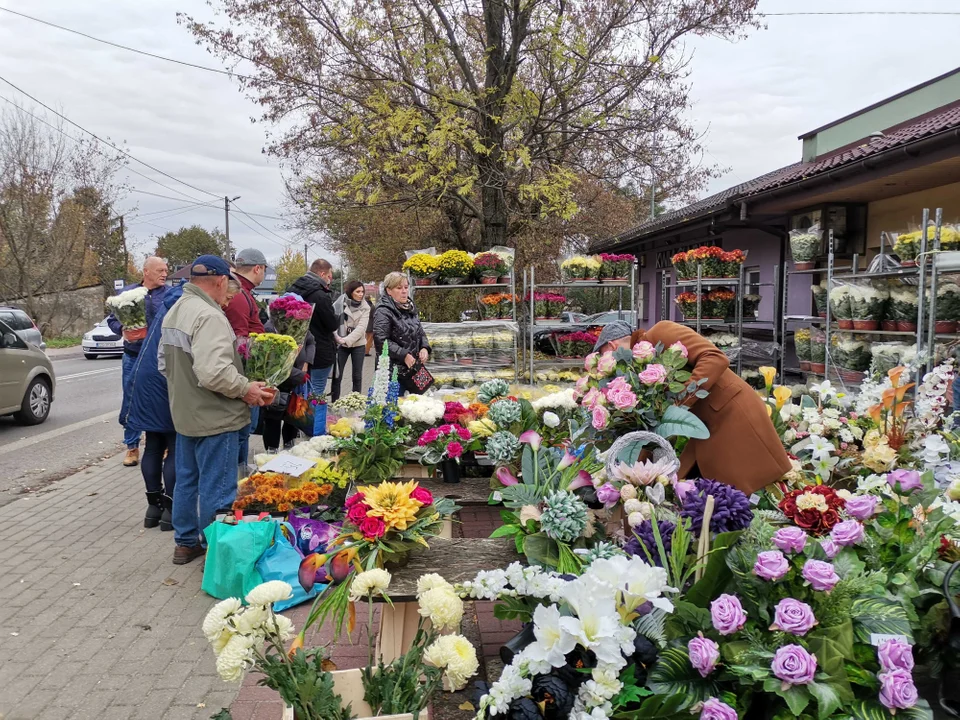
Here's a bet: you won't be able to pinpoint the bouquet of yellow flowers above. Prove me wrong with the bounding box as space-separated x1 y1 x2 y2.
241 333 299 387
402 253 440 278
233 471 338 513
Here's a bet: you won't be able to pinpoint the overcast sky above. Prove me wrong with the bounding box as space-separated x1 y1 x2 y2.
0 0 957 266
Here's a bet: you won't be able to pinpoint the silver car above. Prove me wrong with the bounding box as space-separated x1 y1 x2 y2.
0 318 55 424
82 318 124 359
0 306 45 350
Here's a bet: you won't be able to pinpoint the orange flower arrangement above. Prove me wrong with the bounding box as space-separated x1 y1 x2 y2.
232 472 337 513
469 402 489 418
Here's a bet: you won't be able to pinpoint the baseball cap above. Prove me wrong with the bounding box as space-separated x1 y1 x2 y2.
235 248 268 266
592 320 633 353
190 255 233 277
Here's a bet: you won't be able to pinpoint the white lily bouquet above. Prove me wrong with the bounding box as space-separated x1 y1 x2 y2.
105 286 149 329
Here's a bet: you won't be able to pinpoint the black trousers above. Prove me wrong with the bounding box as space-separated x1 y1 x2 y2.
262 417 299 452
332 345 365 401
142 431 176 497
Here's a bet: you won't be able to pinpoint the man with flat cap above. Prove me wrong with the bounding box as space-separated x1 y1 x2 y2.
591 320 790 495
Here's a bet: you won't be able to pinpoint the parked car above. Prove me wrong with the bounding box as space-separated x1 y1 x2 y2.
82 318 124 360
583 310 638 326
0 306 45 350
560 311 588 323
0 318 55 425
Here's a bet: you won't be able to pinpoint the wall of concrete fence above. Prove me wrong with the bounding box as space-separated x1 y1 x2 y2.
16 285 106 337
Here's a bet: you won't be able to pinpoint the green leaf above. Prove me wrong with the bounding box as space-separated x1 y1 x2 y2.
685 530 743 607
850 596 914 643
490 525 519 539
808 681 845 720
847 698 932 720
521 444 536 486
499 484 543 508
523 532 560 569
656 404 710 440
614 437 656 465
647 647 715 709
777 685 811 716
832 547 866 579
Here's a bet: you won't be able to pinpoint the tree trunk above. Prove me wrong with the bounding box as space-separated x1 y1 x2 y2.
479 0 510 249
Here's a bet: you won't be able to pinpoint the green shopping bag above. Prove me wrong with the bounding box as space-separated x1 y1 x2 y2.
201 513 277 601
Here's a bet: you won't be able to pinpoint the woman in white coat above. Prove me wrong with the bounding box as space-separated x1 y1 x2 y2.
332 280 371 401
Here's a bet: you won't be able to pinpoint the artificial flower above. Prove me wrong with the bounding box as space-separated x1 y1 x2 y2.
753 551 789 581
356 480 423 531
710 594 747 635
688 634 720 678
878 669 918 711
770 598 818 636
771 644 817 687
701 698 738 720
349 569 392 601
878 638 915 673
245 581 294 607
772 526 808 554
801 559 840 592
830 519 865 547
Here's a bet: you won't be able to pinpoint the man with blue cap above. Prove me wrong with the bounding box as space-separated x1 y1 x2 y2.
159 255 276 565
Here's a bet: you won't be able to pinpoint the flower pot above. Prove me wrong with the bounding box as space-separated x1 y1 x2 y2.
500 623 535 664
818 312 827 319
840 369 865 383
440 458 460 484
882 320 897 331
459 358 473 366
443 276 467 285
936 320 958 333
498 275 512 284
901 260 918 267
413 278 434 287
837 319 854 330
799 360 811 371
480 276 499 285
794 261 816 271
897 321 918 332
852 320 879 331
602 276 628 283
809 362 825 374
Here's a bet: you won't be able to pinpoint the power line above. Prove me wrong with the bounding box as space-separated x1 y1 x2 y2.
232 202 290 243
127 189 286 221
763 11 960 16
127 202 223 227
131 200 221 218
0 74 222 200
229 211 289 250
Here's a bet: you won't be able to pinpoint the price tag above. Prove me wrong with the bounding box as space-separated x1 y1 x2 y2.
260 454 318 477
870 633 911 647
491 491 503 503
749 493 761 506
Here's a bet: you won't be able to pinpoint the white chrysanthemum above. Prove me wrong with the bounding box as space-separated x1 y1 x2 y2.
230 604 268 636
272 613 296 641
423 634 480 691
245 581 294 607
203 598 243 643
349 569 392 601
416 573 450 596
211 630 233 656
418 587 464 631
215 633 258 682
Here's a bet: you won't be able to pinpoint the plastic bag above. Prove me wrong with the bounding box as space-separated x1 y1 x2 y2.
789 223 821 264
201 516 277 600
243 333 299 387
828 280 853 327
404 247 438 260
255 522 325 612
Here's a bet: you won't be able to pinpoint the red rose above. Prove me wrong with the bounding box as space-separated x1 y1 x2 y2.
345 492 365 508
778 485 845 535
359 516 386 540
347 503 370 525
410 487 434 506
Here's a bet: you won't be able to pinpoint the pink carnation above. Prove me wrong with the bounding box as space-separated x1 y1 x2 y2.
638 363 668 386
446 442 463 459
456 426 471 441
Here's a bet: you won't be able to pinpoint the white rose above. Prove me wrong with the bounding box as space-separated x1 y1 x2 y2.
627 511 646 528
543 411 560 428
637 502 653 520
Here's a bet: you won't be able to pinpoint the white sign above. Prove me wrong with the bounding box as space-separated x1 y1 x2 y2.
869 633 911 647
259 454 318 477
113 279 124 291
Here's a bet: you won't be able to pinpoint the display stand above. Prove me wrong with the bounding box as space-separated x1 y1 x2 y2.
522 264 637 381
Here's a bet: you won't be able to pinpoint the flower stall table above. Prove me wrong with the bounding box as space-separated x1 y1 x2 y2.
396 475 493 507
374 538 518 663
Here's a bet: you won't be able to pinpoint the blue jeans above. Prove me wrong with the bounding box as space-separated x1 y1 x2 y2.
121 353 142 449
238 406 258 466
310 364 334 397
173 431 240 548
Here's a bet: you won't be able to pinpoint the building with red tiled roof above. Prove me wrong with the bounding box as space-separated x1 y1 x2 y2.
594 67 960 335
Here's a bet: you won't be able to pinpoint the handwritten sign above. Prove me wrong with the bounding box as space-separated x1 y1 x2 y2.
260 454 317 477
869 633 911 647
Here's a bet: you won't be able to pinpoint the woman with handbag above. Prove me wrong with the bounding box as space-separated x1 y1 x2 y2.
372 271 432 393
331 280 371 401
261 320 315 453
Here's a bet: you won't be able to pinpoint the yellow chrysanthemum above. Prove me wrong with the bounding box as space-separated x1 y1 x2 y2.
357 480 422 531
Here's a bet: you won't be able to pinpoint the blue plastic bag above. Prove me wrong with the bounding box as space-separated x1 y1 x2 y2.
202 516 275 600
285 384 327 437
256 522 326 612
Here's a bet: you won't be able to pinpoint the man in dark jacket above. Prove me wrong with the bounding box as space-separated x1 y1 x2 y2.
107 256 169 467
287 258 339 396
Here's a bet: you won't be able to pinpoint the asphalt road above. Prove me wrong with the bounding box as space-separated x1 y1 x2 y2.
0 347 127 507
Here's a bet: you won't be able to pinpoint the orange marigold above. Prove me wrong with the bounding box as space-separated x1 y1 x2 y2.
285 489 304 504
277 502 292 512
301 490 320 505
300 482 320 493
265 488 285 504
318 484 334 496
469 402 489 418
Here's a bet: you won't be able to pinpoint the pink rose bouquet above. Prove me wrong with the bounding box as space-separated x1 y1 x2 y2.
416 423 472 465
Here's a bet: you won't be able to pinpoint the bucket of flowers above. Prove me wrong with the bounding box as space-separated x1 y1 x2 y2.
414 423 472 483
402 253 440 286
268 295 314 346
473 251 508 284
672 250 694 281
705 289 736 320
720 249 746 278
675 291 700 320
329 391 368 420
105 286 149 340
561 255 601 283
437 249 474 285
599 253 636 282
789 225 821 269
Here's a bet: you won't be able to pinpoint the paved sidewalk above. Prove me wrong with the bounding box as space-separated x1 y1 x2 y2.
0 454 240 720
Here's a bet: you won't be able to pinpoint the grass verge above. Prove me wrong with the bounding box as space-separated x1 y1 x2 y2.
45 335 83 349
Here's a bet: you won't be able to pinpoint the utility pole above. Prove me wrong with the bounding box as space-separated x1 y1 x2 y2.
224 195 240 261
304 242 309 272
119 215 128 280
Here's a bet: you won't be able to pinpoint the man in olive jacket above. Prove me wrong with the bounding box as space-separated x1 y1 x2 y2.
159 255 275 565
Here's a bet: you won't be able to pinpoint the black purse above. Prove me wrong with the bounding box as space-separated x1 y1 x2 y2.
398 361 434 395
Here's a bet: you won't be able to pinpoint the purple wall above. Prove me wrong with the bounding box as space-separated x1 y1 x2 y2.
635 230 812 329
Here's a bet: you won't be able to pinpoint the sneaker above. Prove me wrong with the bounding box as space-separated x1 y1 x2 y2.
123 448 140 467
172 545 206 565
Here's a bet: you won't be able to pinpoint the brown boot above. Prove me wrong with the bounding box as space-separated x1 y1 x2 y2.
172 545 206 565
123 448 140 467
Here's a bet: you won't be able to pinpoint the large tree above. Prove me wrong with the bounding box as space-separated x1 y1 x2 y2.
0 104 123 332
154 225 229 267
182 0 758 252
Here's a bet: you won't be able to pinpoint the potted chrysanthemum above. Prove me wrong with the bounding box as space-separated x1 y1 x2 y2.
437 250 474 285
402 253 441 286
795 328 811 371
789 226 821 270
473 252 507 284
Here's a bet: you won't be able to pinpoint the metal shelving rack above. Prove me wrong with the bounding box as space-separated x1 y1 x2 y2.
522 264 637 381
411 274 521 381
779 208 952 389
660 259 780 375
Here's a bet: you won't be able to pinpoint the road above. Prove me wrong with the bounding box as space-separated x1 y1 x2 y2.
0 347 126 507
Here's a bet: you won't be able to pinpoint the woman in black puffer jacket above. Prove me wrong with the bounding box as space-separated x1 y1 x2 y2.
372 271 430 383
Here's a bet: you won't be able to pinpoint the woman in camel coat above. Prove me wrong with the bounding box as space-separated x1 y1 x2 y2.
594 320 791 495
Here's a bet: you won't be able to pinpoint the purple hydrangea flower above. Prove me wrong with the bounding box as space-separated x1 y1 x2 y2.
688 635 720 678
802 559 840 592
680 479 753 536
700 698 738 720
624 520 675 567
710 594 747 636
753 551 789 581
878 638 915 673
770 598 818 636
879 669 919 711
830 520 865 547
771 644 817 686
845 494 879 520
772 526 808 554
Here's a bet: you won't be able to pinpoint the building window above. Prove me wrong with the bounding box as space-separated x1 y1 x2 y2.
639 282 649 321
746 267 761 296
